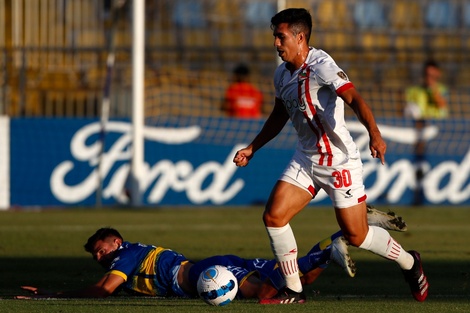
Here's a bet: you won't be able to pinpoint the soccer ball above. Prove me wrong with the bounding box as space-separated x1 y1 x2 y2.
197 265 238 306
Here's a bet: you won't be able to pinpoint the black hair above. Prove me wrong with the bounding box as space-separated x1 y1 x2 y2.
234 64 250 76
270 8 312 43
84 227 123 253
423 59 440 77
424 59 439 70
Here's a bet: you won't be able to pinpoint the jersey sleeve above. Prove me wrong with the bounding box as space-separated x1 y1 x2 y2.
313 59 353 94
106 249 138 282
108 269 128 281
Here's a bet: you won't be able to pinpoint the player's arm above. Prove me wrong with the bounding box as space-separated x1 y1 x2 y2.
15 273 125 299
233 97 289 166
430 85 448 109
340 87 386 165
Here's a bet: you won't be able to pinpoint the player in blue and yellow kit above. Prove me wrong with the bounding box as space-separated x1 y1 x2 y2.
16 207 406 300
15 227 347 299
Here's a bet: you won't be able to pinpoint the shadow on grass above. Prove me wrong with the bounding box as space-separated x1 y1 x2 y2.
305 258 470 299
1 257 101 298
1 257 469 300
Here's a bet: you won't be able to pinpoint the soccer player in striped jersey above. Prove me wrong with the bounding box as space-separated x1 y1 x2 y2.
15 209 406 300
233 8 428 304
15 227 344 300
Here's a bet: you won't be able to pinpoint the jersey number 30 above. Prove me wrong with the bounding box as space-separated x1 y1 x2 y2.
332 169 352 188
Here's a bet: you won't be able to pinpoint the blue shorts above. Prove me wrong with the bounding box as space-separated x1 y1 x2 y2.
154 250 190 297
188 255 283 297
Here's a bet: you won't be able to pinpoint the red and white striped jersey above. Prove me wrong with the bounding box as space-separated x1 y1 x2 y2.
274 48 360 167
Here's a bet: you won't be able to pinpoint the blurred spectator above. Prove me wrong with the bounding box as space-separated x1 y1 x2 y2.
404 59 449 205
223 64 263 118
405 59 449 120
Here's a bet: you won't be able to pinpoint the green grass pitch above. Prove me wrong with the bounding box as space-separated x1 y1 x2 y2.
0 206 469 313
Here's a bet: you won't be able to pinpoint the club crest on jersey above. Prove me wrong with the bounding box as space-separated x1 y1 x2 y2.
298 70 308 82
337 71 349 81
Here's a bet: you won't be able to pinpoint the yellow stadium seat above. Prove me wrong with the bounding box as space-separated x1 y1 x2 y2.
394 34 425 50
428 33 462 51
313 30 356 51
210 1 242 27
285 0 311 8
379 66 412 88
390 1 424 30
314 1 353 29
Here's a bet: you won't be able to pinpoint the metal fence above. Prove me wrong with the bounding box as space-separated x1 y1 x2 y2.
1 0 469 118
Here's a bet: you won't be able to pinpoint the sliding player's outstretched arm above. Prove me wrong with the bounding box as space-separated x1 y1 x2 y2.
15 273 124 299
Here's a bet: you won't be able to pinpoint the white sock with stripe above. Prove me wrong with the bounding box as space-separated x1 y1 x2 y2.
266 224 303 293
359 225 414 270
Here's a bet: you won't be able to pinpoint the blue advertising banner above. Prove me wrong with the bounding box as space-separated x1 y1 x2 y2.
8 116 470 207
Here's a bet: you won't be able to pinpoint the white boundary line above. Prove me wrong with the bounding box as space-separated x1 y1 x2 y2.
0 116 9 210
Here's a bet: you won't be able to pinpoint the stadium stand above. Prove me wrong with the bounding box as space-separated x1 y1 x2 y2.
353 0 388 29
0 0 469 119
244 1 277 49
464 2 470 28
314 0 353 29
425 0 458 29
390 1 424 30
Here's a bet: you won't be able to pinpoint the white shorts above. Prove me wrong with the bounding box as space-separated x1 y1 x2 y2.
279 150 367 208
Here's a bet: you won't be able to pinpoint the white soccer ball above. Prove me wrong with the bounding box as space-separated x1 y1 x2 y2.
197 265 238 306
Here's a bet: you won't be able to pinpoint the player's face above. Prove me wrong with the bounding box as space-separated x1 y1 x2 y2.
91 236 121 268
273 23 301 64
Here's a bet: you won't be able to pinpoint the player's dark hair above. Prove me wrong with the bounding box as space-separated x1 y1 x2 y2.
271 8 312 43
84 227 123 253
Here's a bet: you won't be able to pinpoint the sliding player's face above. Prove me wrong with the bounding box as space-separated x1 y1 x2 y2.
91 236 121 268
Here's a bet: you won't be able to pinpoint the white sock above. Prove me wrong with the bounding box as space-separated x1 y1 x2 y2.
266 224 303 292
359 226 414 270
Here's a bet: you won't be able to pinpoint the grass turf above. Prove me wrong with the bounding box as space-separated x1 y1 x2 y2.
0 206 469 312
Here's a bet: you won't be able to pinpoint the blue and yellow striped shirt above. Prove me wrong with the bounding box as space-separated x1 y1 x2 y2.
107 241 188 296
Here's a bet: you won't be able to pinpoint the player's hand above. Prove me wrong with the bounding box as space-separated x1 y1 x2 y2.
16 286 52 298
369 134 386 165
20 286 40 293
233 147 253 167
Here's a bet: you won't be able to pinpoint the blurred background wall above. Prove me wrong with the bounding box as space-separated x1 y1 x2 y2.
1 0 469 208
1 0 469 119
